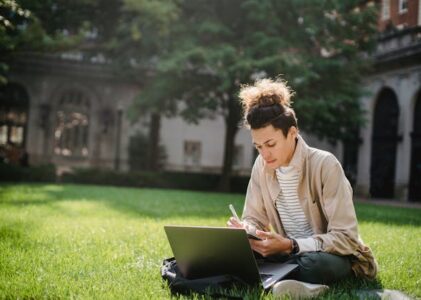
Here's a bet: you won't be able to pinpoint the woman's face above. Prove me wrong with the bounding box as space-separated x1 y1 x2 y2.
251 124 297 169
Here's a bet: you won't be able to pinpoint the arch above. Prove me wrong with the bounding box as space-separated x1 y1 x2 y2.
370 87 400 199
48 82 100 111
409 89 421 201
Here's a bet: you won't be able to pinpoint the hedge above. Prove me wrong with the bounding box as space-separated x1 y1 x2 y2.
61 168 249 193
0 162 250 193
0 162 56 183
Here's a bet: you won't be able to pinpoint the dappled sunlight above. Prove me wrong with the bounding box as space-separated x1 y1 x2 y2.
0 184 53 205
355 203 421 226
51 200 116 218
357 222 421 297
1 184 420 298
40 185 64 192
0 183 243 220
47 184 244 220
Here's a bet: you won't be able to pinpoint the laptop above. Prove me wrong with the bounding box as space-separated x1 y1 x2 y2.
164 225 298 289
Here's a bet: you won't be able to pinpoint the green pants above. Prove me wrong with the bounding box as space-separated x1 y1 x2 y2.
262 251 353 284
283 252 353 284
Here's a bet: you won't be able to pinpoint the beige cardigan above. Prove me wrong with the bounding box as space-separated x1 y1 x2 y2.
242 135 377 279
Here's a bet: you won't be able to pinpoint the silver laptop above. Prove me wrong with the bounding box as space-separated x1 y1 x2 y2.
164 225 298 289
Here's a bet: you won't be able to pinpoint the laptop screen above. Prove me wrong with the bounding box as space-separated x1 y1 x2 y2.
164 225 262 285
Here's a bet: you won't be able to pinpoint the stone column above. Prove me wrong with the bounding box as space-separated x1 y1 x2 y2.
395 70 420 201
356 80 379 198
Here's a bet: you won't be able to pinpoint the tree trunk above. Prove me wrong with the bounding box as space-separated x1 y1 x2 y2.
148 112 161 170
218 97 242 192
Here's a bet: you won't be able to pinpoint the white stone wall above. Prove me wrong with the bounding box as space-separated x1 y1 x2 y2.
158 114 343 176
10 70 139 173
7 58 347 179
160 115 254 175
356 65 421 200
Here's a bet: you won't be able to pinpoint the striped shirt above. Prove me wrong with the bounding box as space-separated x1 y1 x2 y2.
275 166 321 253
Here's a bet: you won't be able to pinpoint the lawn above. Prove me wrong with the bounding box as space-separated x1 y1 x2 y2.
0 183 420 299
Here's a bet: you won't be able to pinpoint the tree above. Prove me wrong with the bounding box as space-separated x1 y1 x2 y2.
1 0 121 84
4 0 377 189
0 0 32 84
3 0 179 171
108 0 181 170
134 0 377 191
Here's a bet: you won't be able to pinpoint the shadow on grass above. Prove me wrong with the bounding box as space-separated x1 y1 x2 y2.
0 183 244 221
0 220 34 249
3 183 415 299
1 183 421 226
166 276 385 300
321 276 384 300
0 218 40 273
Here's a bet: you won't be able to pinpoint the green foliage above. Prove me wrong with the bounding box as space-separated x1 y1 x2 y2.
0 0 100 84
19 0 127 57
1 1 380 190
123 0 378 142
0 184 420 299
106 0 180 78
2 0 379 137
109 0 378 190
0 0 31 84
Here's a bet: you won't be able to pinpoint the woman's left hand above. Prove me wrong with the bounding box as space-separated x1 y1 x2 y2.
249 230 292 257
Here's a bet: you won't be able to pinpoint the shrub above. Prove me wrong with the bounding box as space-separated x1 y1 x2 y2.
0 162 56 183
128 132 167 171
61 168 249 193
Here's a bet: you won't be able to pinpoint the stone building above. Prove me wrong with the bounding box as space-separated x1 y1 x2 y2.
1 0 420 202
0 49 340 177
355 0 421 201
1 53 139 174
1 51 265 175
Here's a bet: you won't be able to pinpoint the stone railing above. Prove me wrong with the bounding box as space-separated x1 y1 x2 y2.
373 26 421 64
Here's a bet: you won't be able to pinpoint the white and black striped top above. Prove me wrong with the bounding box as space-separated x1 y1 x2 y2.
275 166 321 253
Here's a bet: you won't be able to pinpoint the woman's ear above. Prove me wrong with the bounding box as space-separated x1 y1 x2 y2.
289 126 298 139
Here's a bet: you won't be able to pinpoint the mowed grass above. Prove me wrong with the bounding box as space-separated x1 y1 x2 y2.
0 183 420 299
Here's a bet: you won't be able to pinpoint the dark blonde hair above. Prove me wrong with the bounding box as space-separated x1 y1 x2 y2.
238 78 297 137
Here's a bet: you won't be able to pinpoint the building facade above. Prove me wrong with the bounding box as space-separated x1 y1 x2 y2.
355 0 421 201
1 50 340 178
2 53 138 174
1 0 420 202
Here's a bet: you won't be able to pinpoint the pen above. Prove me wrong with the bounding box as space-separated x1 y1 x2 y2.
229 204 241 222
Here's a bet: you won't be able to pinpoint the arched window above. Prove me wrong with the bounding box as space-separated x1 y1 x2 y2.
0 83 29 147
370 88 400 199
54 90 90 157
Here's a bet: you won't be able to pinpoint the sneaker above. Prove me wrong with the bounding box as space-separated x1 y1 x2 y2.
272 279 329 299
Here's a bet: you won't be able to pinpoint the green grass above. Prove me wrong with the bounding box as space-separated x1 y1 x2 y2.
0 183 420 299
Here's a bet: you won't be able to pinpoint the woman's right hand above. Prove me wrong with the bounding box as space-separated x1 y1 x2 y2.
227 217 245 229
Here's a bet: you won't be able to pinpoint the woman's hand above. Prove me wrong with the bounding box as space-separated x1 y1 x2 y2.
249 230 292 257
227 217 245 229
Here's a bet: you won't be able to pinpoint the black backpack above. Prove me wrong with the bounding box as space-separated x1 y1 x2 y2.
161 257 251 299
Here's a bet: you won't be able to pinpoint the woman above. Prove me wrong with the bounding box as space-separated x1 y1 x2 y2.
227 78 377 295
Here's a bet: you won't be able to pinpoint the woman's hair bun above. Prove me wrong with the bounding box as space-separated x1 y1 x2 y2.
239 78 294 115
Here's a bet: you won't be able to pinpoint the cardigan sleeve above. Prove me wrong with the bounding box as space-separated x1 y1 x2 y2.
242 156 269 231
313 154 361 255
